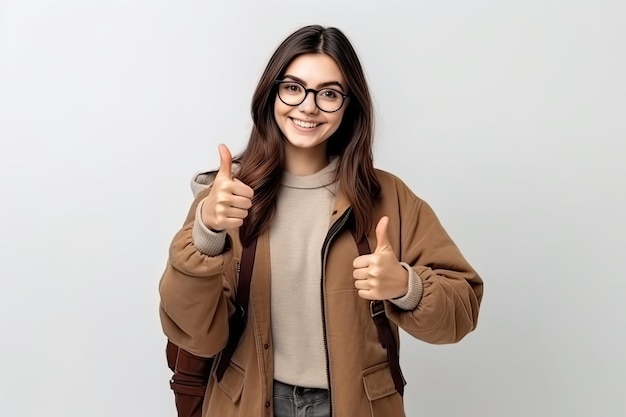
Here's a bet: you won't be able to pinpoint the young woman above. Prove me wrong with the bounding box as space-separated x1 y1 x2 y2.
160 25 483 417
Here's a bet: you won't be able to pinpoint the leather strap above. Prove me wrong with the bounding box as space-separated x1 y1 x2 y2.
214 237 258 381
166 340 212 417
355 235 406 396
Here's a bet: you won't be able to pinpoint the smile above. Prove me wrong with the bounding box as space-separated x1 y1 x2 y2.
291 118 321 129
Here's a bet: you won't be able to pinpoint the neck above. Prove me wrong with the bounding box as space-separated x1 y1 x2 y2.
283 143 329 175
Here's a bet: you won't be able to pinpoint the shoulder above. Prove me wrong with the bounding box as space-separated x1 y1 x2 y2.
373 168 422 203
190 170 217 198
375 168 412 193
189 163 242 198
371 169 441 229
373 168 403 186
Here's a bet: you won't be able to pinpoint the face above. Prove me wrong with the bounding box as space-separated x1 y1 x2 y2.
274 53 348 156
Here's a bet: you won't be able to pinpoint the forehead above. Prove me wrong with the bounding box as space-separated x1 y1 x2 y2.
283 53 345 86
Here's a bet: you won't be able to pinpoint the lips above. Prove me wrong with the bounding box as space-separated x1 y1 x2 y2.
291 118 321 129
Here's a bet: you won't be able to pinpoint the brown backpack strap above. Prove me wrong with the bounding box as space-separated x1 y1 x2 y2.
215 237 258 381
355 235 406 396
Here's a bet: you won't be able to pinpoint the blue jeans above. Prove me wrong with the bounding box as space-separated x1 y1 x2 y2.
273 380 331 417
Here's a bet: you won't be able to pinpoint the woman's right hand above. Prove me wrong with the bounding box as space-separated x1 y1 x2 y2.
200 144 254 232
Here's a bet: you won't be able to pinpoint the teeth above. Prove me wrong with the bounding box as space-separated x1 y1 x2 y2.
293 118 320 129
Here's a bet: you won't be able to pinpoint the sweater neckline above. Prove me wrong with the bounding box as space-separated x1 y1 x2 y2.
280 158 339 190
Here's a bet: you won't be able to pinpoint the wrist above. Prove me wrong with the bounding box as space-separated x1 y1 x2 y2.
199 199 223 232
389 262 424 310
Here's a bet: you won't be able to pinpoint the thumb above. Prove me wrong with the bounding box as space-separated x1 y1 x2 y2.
217 144 233 178
374 216 391 253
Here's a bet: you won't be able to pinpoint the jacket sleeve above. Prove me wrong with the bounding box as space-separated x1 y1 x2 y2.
159 188 237 358
384 182 483 345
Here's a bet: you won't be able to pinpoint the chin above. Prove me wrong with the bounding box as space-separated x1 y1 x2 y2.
285 138 325 150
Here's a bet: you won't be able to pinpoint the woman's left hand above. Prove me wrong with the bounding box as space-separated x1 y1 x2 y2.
352 216 409 300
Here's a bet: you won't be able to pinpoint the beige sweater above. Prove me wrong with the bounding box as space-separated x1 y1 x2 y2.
267 160 337 388
191 161 422 388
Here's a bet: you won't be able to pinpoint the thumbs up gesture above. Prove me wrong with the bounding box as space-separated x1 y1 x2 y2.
352 216 409 300
200 144 254 231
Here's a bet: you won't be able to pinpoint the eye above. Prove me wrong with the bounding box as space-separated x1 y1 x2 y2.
319 89 340 100
281 82 303 94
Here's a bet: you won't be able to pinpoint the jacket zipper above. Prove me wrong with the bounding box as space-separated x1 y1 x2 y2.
320 208 353 417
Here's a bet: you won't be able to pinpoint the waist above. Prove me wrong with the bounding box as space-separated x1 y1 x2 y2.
273 379 330 398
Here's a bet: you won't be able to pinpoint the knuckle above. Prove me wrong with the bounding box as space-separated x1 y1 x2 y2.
218 182 232 194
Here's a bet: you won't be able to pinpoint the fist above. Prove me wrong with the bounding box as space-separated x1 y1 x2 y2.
200 144 254 231
352 216 408 300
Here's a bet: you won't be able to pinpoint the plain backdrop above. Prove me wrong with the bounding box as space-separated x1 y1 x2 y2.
1 1 625 416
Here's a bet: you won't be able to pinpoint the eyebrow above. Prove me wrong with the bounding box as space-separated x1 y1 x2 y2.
282 74 346 92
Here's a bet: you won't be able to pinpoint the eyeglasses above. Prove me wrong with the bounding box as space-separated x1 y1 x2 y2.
275 80 349 113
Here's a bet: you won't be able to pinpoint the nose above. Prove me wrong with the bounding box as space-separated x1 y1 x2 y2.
298 91 318 114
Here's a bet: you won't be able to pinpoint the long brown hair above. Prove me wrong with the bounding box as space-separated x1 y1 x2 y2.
236 25 380 246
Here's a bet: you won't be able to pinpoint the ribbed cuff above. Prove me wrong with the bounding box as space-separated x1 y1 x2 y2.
389 262 424 311
191 198 227 256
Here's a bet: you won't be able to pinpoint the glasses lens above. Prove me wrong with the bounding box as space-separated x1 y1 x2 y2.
316 89 344 112
277 82 305 106
276 81 345 112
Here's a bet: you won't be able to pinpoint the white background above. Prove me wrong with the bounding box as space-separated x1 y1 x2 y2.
1 1 625 416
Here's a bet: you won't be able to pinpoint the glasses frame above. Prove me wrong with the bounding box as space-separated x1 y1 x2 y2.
274 80 349 113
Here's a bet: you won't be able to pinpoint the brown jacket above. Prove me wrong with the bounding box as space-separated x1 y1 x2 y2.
159 169 483 417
